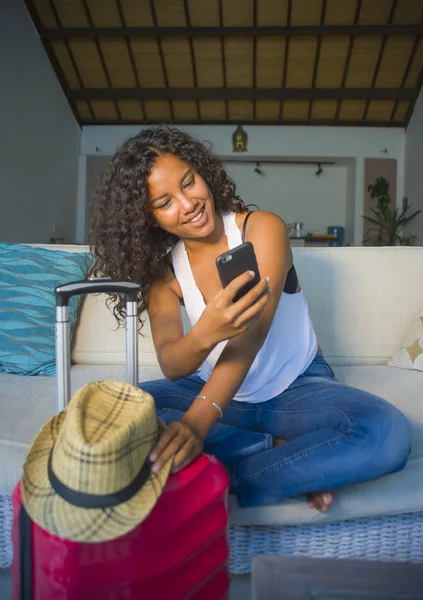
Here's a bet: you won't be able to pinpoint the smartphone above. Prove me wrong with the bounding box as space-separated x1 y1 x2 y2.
216 242 261 303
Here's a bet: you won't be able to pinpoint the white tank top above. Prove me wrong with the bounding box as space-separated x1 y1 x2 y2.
171 212 318 403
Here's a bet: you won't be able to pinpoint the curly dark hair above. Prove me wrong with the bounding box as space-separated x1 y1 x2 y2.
88 125 247 327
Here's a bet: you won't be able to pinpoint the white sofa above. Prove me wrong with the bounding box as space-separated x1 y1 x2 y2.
1 245 423 572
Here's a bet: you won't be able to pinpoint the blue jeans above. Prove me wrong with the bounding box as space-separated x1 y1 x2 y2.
140 354 412 507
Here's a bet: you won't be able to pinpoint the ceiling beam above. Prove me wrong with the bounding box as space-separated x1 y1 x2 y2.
80 0 122 120
70 87 417 101
115 0 146 121
79 118 405 128
40 24 423 38
335 0 363 121
362 0 398 122
183 0 200 121
308 0 328 123
279 0 292 120
405 65 423 127
23 0 83 124
149 0 174 120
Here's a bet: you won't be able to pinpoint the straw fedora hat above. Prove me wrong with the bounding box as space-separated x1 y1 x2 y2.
21 380 172 543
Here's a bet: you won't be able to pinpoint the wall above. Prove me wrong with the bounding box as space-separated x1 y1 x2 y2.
0 0 80 244
223 162 347 237
344 160 357 247
85 155 111 233
405 89 423 246
80 155 349 242
79 125 405 245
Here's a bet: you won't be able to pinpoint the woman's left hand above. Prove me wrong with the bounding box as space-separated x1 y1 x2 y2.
149 420 204 474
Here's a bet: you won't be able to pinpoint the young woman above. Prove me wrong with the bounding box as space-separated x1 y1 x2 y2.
90 126 412 511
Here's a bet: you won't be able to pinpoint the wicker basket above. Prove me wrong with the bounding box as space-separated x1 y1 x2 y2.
2 493 423 572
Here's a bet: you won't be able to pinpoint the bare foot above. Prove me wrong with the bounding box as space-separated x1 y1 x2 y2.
272 441 333 512
307 491 334 513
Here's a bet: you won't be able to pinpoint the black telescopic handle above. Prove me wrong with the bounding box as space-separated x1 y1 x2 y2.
55 278 140 306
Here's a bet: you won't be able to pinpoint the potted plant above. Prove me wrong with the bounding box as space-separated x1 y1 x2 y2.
363 176 421 246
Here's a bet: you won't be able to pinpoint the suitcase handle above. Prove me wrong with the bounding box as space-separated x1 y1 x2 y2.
54 279 141 412
55 278 139 306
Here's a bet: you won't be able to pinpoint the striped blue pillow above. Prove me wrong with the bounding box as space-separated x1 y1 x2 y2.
0 243 92 376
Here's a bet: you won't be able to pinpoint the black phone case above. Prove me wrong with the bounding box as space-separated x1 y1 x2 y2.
216 242 261 302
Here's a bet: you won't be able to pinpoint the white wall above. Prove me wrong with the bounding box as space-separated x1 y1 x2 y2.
80 125 405 245
223 162 347 237
405 90 423 246
344 160 357 246
0 0 80 244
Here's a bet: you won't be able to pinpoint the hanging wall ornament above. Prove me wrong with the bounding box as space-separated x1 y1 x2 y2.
232 125 248 152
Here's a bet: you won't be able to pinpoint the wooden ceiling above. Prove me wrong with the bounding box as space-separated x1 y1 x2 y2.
25 0 423 127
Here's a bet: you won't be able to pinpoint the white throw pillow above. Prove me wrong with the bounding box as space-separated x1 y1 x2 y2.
388 307 423 372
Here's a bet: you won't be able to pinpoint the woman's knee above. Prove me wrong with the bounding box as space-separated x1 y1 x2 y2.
363 401 412 476
383 406 412 473
139 378 170 397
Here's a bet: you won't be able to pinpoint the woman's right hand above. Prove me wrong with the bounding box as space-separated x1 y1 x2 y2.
196 271 270 347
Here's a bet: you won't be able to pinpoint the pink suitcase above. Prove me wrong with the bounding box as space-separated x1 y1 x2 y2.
11 279 230 599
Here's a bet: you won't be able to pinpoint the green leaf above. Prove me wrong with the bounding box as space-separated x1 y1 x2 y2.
398 209 421 227
363 176 420 246
363 215 385 227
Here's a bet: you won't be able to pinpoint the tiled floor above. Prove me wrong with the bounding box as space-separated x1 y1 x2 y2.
0 569 251 600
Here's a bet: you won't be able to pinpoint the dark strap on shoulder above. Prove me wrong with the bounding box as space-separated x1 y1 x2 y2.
241 212 254 242
19 505 33 600
241 210 299 294
284 264 298 294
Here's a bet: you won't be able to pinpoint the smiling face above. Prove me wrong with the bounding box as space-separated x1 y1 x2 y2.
148 154 218 241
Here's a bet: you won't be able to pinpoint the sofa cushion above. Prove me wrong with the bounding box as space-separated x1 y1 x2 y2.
28 245 423 369
1 365 422 530
27 245 161 367
293 247 423 366
0 365 164 495
73 247 423 368
229 365 423 526
388 306 423 372
71 294 161 367
0 244 91 375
